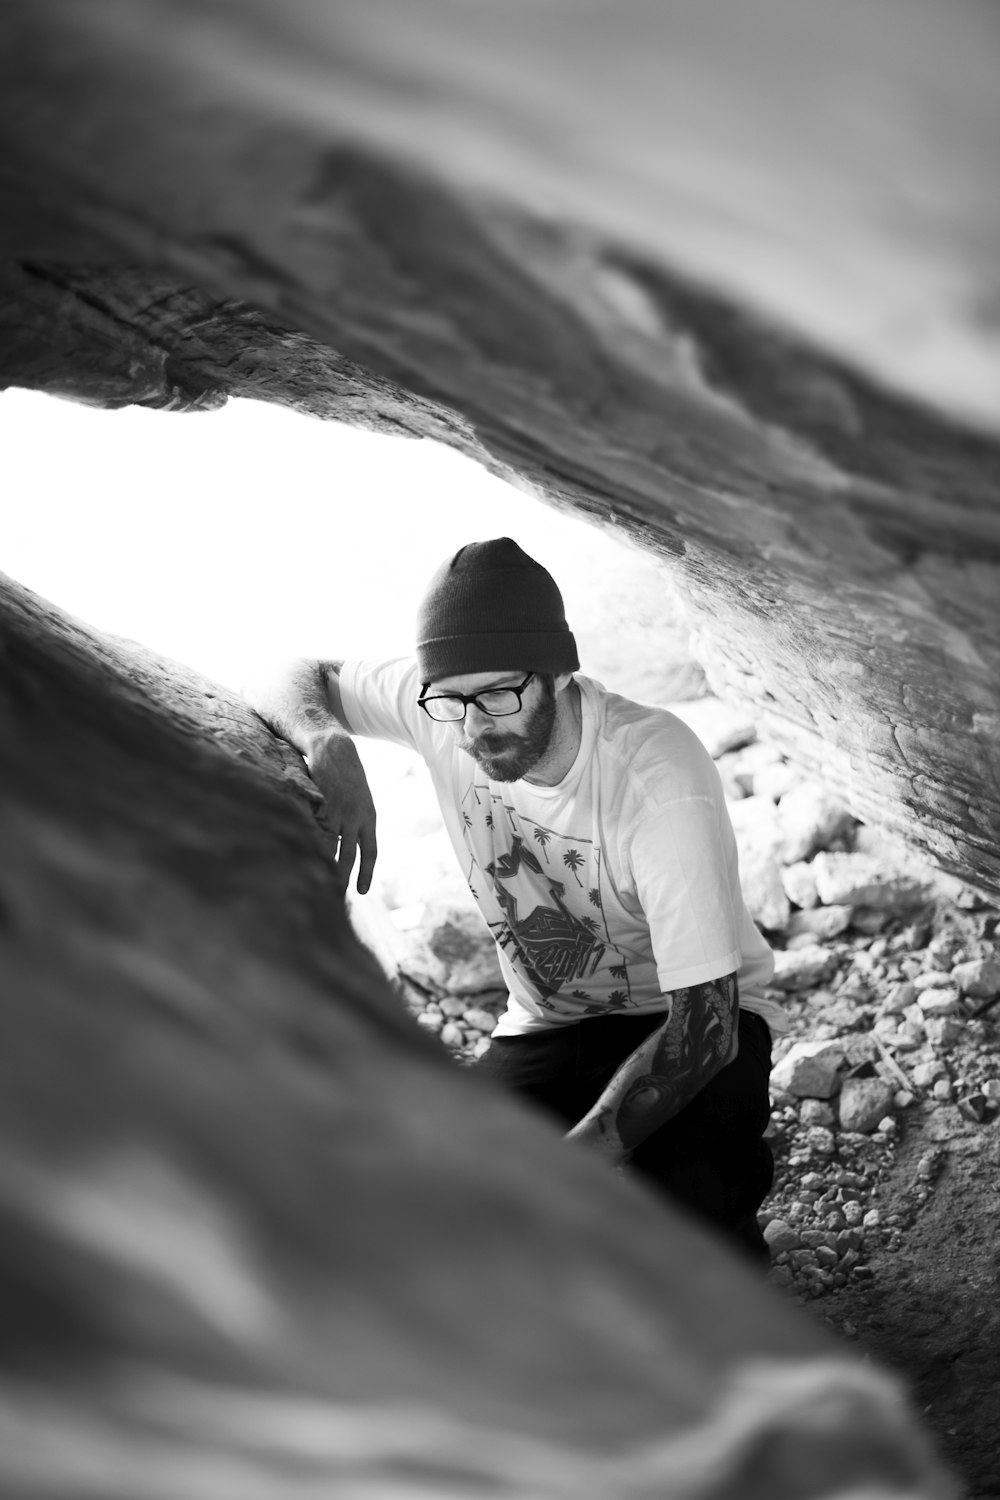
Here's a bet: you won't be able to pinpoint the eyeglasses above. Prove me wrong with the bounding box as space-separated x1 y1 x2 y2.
418 672 535 722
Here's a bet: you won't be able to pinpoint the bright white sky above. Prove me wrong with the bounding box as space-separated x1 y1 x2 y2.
2 388 644 691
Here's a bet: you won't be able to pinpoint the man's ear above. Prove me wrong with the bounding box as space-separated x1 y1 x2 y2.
553 671 574 694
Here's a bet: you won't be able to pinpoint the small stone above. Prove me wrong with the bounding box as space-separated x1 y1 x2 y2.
951 955 1000 998
462 1006 497 1033
805 1126 836 1156
925 1017 963 1048
785 905 854 942
771 1040 845 1098
932 1077 954 1101
799 1099 836 1127
982 1079 1000 1104
440 1021 466 1048
862 1208 881 1228
882 981 917 1014
438 996 469 1017
771 945 839 992
916 987 961 1016
471 1036 492 1059
877 1115 898 1135
763 1219 800 1254
838 1076 896 1134
893 1089 915 1109
911 1059 945 1088
957 1093 988 1122
416 1010 444 1032
842 1201 865 1226
769 1266 795 1288
782 861 819 910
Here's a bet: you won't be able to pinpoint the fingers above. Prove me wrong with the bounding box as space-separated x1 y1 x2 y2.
335 832 358 890
356 821 378 896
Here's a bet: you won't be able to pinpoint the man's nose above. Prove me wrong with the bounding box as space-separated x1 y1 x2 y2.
464 703 493 735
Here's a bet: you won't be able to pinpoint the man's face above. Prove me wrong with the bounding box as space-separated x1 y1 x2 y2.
432 669 557 782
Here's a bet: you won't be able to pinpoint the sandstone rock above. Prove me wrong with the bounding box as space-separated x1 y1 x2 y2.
782 861 820 910
838 1078 897 1134
951 955 1000 998
812 853 932 913
398 897 502 995
778 782 854 864
771 946 839 992
753 760 801 803
729 795 790 931
785 906 854 942
771 1041 846 1099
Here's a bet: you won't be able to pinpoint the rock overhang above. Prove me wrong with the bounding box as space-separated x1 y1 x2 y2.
0 0 998 895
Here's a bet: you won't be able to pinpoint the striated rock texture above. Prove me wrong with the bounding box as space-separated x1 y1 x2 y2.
0 0 998 895
0 569 958 1496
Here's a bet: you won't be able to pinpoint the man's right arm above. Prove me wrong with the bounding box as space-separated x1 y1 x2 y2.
242 658 377 895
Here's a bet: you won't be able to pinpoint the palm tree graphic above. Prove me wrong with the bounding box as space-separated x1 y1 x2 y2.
589 886 601 908
533 827 552 863
563 849 585 886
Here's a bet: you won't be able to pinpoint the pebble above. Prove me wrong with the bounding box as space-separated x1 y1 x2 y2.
417 1010 444 1032
462 1007 497 1033
440 1021 465 1048
439 996 469 1017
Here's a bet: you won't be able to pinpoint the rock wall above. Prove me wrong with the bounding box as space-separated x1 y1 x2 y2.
0 568 959 1496
0 0 998 896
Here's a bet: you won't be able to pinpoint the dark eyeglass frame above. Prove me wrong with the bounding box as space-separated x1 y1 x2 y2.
417 671 536 722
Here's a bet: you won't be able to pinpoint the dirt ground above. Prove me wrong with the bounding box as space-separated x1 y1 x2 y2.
803 1122 1000 1498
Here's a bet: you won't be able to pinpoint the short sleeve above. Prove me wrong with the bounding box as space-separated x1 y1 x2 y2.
339 657 445 757
627 796 742 994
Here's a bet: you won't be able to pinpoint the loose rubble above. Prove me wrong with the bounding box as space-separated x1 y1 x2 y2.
357 698 1000 1315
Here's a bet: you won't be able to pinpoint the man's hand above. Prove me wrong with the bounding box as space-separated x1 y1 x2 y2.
305 730 378 895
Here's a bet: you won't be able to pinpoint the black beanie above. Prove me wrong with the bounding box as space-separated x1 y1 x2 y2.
416 538 580 681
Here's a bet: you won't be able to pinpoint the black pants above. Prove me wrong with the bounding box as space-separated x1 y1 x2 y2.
474 1008 774 1259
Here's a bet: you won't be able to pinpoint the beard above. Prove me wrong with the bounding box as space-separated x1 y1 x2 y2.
460 684 557 782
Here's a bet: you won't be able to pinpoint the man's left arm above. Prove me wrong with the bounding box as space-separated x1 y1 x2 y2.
564 972 738 1165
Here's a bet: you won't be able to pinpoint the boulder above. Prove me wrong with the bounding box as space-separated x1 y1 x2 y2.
778 782 855 864
666 697 758 760
397 895 503 995
811 853 933 914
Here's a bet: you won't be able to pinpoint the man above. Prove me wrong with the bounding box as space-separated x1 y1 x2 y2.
246 537 786 1258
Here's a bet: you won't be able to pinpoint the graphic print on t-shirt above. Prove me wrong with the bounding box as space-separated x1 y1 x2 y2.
460 783 634 1016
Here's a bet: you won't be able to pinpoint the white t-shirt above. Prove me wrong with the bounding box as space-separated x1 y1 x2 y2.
340 660 785 1039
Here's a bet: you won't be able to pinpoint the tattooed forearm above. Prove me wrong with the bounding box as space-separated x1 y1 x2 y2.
566 972 739 1160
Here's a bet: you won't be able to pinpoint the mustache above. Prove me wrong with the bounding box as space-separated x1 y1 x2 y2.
462 733 517 755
